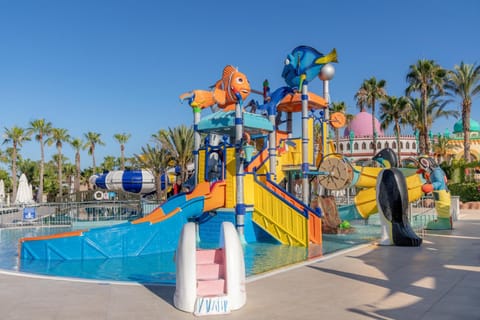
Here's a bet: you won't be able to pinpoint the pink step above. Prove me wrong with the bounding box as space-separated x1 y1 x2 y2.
196 249 223 265
197 263 224 280
197 279 225 297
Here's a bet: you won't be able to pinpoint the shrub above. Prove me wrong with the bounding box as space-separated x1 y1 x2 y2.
448 182 480 202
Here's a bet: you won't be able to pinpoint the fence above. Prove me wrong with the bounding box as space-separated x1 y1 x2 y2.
0 189 441 231
328 187 438 231
0 199 163 228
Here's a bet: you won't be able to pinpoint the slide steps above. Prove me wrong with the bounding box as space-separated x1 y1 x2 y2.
196 249 226 296
174 222 246 316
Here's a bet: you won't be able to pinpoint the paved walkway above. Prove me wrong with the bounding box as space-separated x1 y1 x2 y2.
0 211 479 319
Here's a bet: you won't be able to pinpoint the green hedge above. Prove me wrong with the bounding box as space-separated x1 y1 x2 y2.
448 183 480 202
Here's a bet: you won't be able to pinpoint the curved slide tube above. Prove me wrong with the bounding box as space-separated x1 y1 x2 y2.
92 169 167 194
377 168 422 246
353 168 424 219
174 222 246 315
19 181 226 261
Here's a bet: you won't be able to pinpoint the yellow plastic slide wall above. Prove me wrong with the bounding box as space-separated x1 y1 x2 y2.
354 169 425 219
252 180 308 246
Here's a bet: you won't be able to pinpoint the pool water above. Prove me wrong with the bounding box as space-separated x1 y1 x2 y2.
0 221 381 284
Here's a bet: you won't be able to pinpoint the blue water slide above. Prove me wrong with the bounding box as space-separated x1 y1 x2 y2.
20 194 207 261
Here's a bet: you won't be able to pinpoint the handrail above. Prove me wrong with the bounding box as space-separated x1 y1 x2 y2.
252 174 307 218
263 175 322 218
0 200 142 229
252 175 309 246
245 146 269 172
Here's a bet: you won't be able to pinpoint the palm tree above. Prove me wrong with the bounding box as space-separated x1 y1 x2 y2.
70 138 85 194
406 96 459 153
432 134 454 164
46 128 70 197
84 132 105 174
17 158 38 187
445 62 480 162
3 126 31 202
354 77 387 155
62 162 76 194
406 59 447 154
379 96 411 163
152 125 194 182
134 144 172 200
27 119 52 202
113 132 131 170
101 156 118 172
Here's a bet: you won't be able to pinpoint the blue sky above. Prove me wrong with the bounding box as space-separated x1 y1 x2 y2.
0 0 478 170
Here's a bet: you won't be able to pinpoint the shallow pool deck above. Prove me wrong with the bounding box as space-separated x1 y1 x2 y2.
1 210 479 320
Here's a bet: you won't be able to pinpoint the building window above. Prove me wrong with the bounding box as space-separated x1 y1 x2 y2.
370 142 374 149
347 143 350 151
354 142 359 150
400 142 404 148
377 142 382 149
412 142 416 150
385 142 389 148
406 142 410 149
362 142 367 150
392 142 397 149
340 143 344 151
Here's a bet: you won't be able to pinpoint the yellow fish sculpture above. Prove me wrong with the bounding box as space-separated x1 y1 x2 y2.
180 65 251 111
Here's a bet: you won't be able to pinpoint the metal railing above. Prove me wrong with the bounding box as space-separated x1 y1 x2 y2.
0 198 163 229
324 187 438 231
409 195 437 231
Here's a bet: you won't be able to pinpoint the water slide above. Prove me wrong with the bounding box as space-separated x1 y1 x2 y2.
91 169 187 194
377 168 422 247
352 167 424 219
243 136 322 245
91 169 158 194
251 175 321 246
19 181 226 261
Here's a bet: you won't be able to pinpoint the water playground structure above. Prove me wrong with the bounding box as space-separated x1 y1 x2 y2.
18 46 451 315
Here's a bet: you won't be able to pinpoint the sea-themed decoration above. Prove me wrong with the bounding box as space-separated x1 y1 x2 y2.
281 46 337 89
417 156 452 229
180 65 251 111
377 168 422 246
372 148 399 168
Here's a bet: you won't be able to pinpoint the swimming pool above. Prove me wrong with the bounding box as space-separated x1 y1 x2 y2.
0 221 381 284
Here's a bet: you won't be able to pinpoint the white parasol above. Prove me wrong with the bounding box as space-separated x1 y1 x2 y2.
15 174 34 204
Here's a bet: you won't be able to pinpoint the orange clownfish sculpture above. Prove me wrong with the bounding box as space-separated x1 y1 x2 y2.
180 65 251 111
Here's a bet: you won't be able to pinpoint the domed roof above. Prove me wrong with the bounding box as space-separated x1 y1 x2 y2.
343 111 384 137
453 118 480 133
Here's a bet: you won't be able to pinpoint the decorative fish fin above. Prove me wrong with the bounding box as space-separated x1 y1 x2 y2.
213 88 226 105
214 79 223 90
181 90 216 109
222 65 237 79
179 91 194 102
298 74 307 92
315 48 338 65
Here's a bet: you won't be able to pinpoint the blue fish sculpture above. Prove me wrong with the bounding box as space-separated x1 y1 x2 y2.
257 86 294 115
281 46 337 89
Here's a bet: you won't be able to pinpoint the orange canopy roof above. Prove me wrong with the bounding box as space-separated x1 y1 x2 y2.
277 92 327 113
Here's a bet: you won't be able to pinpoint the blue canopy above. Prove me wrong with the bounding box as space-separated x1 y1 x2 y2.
197 111 274 136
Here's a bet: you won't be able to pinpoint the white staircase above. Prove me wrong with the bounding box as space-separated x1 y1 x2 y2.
174 222 246 316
